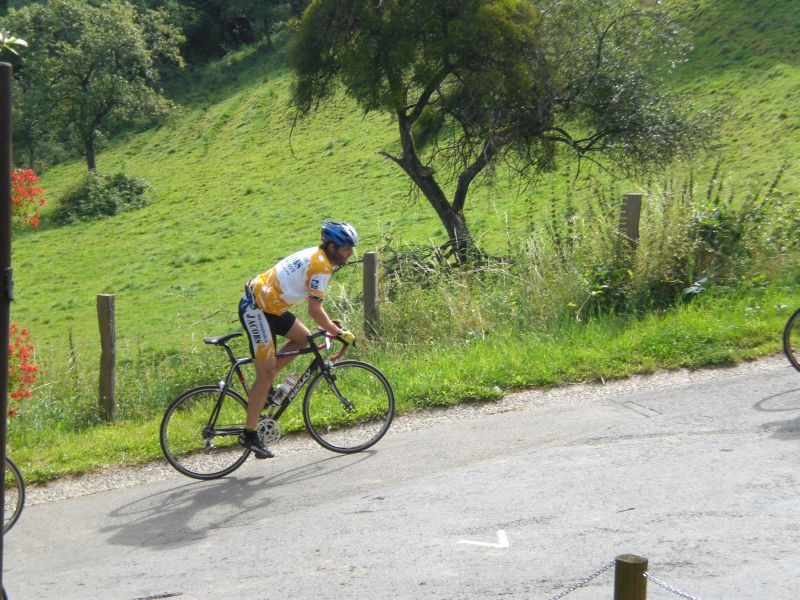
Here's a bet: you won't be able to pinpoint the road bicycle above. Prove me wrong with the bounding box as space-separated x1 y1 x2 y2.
783 308 800 372
1 457 25 600
4 456 25 533
160 329 395 480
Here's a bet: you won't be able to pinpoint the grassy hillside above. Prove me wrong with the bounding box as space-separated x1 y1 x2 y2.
666 0 800 185
5 0 800 481
9 0 800 358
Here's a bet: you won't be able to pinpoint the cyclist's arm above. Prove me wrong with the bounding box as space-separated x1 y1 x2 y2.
307 296 341 337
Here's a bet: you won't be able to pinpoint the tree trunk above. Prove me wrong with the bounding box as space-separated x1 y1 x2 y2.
26 141 35 172
391 112 474 261
85 138 97 171
440 208 472 262
417 176 472 260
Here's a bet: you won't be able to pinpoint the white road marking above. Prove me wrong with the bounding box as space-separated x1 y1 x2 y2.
458 529 509 548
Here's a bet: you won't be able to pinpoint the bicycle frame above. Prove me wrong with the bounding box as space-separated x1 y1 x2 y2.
210 329 347 430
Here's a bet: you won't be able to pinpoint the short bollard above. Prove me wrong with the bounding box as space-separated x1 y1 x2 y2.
613 554 648 600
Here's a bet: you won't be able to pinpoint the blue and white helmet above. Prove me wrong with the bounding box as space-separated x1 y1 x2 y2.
321 221 359 247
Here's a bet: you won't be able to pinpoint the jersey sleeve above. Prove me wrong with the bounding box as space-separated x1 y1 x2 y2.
306 251 333 300
307 271 331 300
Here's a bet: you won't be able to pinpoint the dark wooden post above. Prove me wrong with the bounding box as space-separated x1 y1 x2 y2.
613 554 648 600
363 252 379 338
97 294 116 421
619 193 642 250
0 61 13 596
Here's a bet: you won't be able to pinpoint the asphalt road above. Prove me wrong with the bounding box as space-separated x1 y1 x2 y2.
5 355 800 600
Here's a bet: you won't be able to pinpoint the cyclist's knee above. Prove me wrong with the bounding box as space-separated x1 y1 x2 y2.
286 320 311 346
253 357 278 380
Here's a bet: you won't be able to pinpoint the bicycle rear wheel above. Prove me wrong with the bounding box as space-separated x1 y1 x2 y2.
160 385 250 479
303 360 394 453
4 457 25 533
784 308 800 372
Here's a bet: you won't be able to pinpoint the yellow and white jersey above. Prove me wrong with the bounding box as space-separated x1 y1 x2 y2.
250 246 333 315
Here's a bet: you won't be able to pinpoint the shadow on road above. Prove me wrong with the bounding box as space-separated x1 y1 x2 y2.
754 387 800 440
101 452 374 550
262 451 375 488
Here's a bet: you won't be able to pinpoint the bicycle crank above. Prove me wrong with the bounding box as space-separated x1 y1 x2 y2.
257 418 282 445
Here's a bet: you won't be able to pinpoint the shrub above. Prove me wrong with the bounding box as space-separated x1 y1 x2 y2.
371 166 800 343
7 324 38 417
53 171 151 225
11 168 45 230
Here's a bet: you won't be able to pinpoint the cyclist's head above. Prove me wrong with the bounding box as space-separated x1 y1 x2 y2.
321 221 358 266
321 221 358 248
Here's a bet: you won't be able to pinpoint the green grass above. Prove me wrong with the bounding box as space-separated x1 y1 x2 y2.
11 1 800 355
666 0 800 188
5 2 800 481
10 283 799 484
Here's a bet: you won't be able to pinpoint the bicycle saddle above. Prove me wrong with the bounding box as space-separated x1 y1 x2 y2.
203 332 242 345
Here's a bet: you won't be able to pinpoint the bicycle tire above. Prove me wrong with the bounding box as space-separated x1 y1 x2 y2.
783 308 800 372
303 360 394 453
3 457 25 533
160 385 251 480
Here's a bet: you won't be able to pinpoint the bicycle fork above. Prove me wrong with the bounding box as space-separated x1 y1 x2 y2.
322 371 355 412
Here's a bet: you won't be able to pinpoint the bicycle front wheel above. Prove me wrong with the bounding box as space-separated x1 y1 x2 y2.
303 360 394 453
160 385 250 480
784 308 800 372
4 457 25 533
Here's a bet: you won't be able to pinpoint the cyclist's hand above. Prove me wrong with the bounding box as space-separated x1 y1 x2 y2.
339 329 356 345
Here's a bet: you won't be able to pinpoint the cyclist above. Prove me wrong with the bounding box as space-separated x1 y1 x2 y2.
238 221 358 458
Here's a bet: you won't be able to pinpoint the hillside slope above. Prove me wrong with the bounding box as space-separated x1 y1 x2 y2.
10 0 800 357
667 0 800 184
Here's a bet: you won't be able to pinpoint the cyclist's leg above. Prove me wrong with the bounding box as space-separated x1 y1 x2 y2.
239 297 280 429
271 313 311 372
246 355 279 428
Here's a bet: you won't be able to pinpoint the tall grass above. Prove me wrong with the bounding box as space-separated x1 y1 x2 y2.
8 170 800 482
370 168 800 348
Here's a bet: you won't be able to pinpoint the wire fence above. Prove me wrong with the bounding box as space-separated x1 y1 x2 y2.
22 256 372 357
18 236 540 363
644 572 705 600
545 560 614 600
542 556 706 600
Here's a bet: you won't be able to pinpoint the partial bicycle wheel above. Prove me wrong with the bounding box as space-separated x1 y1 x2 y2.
303 360 394 453
160 385 250 479
4 457 25 533
784 308 800 372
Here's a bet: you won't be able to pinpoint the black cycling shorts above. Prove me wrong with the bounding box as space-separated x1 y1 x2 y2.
239 291 297 360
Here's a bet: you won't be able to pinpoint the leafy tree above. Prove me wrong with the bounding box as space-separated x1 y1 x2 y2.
132 0 310 60
289 0 710 254
3 0 184 171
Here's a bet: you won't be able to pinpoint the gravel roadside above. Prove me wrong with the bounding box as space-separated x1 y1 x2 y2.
23 354 791 506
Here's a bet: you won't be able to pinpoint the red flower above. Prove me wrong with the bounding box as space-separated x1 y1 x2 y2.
7 323 38 416
11 169 46 231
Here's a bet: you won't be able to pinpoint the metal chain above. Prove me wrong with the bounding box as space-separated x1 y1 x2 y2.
545 561 615 600
644 572 704 600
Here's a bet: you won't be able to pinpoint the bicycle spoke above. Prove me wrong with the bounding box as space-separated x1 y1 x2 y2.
304 361 394 453
160 386 250 479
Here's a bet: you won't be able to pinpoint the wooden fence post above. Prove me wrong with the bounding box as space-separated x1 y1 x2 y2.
97 294 116 422
613 554 648 600
363 252 379 338
619 193 642 250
